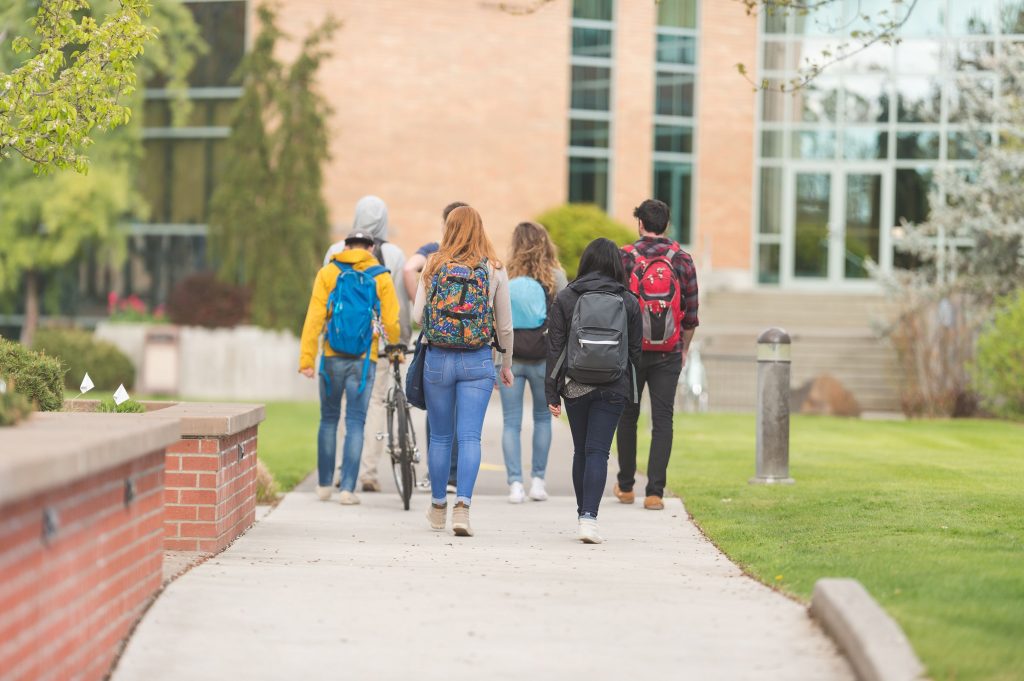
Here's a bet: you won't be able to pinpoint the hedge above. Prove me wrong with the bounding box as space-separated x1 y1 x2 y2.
973 289 1024 420
0 337 64 412
535 204 635 279
33 328 135 392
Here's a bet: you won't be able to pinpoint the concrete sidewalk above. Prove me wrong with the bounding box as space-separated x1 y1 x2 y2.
113 398 853 680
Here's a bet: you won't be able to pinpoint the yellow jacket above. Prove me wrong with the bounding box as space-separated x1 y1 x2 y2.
299 248 401 369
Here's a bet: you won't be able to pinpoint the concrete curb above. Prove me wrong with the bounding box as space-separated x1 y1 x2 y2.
810 578 925 681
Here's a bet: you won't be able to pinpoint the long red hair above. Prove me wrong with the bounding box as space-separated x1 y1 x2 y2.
422 205 502 283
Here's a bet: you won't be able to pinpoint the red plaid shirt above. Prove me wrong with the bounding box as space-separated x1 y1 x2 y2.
620 236 699 353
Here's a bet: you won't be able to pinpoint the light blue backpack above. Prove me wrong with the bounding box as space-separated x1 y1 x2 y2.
323 261 388 392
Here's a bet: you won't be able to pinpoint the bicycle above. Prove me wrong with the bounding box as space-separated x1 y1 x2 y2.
382 344 420 510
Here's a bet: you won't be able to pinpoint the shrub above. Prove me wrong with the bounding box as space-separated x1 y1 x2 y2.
33 328 135 392
972 289 1024 420
95 397 146 413
0 383 32 426
256 459 279 504
534 204 635 279
167 273 251 328
0 338 64 411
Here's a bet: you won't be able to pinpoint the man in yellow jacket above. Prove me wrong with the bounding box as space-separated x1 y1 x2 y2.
299 230 401 505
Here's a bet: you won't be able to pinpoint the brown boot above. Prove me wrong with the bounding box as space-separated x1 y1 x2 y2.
452 502 473 537
644 495 664 510
613 484 635 504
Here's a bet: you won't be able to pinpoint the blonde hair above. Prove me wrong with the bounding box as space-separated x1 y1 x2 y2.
506 221 560 295
422 205 502 284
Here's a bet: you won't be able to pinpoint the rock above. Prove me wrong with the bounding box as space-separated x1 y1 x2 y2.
791 374 861 417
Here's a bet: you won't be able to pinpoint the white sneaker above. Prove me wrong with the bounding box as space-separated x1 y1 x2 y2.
316 486 333 501
446 483 457 494
578 517 603 544
508 481 526 504
528 477 548 501
338 490 361 505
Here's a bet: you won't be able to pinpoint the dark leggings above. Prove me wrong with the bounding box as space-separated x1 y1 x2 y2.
564 389 626 519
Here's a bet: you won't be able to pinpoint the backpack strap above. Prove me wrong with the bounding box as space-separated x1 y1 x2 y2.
364 264 390 278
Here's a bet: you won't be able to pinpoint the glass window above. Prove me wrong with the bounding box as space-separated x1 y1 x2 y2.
758 243 781 284
791 130 836 159
896 77 942 122
762 40 786 72
1002 1 1024 34
897 0 943 37
836 42 892 74
656 34 697 65
843 77 890 123
655 71 695 116
843 129 888 159
145 99 237 128
186 2 246 88
570 119 611 148
788 38 838 72
572 27 613 58
844 174 882 279
791 78 838 122
569 157 609 209
792 3 843 35
895 41 942 75
793 172 831 278
759 167 782 234
948 1 999 35
761 130 784 157
764 7 786 34
948 77 994 122
895 131 941 159
573 0 612 21
947 131 990 159
894 167 933 225
657 0 697 29
654 124 693 153
947 40 994 71
141 138 227 224
653 161 693 244
571 65 612 110
762 81 786 121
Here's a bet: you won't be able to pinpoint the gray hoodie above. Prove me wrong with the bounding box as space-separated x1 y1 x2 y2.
323 195 411 345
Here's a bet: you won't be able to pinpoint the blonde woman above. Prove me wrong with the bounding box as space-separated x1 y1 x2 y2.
500 222 567 504
412 206 514 536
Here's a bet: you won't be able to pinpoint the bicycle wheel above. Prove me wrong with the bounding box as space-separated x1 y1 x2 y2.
394 391 414 510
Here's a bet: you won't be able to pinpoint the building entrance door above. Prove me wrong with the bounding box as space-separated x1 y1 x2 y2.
783 167 889 287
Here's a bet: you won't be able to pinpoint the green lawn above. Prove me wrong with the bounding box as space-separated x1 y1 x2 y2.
639 414 1024 681
258 401 318 491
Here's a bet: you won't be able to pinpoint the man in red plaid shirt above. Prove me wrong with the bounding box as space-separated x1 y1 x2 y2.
615 199 699 510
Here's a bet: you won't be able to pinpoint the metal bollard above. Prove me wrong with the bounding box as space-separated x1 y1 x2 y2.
750 327 794 485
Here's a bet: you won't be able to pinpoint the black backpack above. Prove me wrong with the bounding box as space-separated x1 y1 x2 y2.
565 291 629 384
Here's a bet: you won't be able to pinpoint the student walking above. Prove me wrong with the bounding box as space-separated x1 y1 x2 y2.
412 205 514 536
546 238 641 544
403 201 468 493
615 199 699 510
323 196 411 493
500 222 567 504
299 230 401 505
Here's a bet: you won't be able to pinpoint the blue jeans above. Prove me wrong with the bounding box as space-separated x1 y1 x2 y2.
318 357 376 492
564 389 626 519
423 346 494 506
497 360 551 484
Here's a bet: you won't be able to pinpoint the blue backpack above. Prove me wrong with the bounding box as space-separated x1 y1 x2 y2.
323 261 388 392
508 276 550 360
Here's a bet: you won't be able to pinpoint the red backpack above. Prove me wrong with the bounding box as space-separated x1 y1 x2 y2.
623 244 683 352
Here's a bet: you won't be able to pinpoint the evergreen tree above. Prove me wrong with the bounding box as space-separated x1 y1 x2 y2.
209 5 337 333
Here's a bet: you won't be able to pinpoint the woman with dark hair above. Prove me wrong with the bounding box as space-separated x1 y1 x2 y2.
500 221 568 504
545 238 641 543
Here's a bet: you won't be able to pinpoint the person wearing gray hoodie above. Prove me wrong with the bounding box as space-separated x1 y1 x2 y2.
323 195 411 491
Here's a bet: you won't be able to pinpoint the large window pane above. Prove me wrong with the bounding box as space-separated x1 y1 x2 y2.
141 138 226 225
570 119 610 148
843 77 890 123
948 0 999 35
762 80 786 121
793 173 831 278
572 27 613 58
654 124 693 153
792 2 843 35
761 130 784 157
569 157 609 209
894 167 933 225
791 78 838 122
895 131 940 159
948 77 994 123
762 40 786 71
1002 1 1024 34
186 2 246 87
843 129 888 159
656 71 695 116
653 161 693 244
896 77 942 122
571 65 612 111
947 131 990 160
844 174 882 279
897 0 943 37
895 41 942 74
791 130 836 159
764 7 786 34
657 0 697 28
656 34 697 65
758 243 781 284
573 0 612 21
759 167 782 234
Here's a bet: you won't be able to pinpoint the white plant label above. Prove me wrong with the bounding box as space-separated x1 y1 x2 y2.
113 384 130 406
80 373 95 394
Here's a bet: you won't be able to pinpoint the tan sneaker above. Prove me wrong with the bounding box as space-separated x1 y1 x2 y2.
426 503 447 530
316 486 333 501
451 502 473 537
613 484 635 504
338 490 361 505
644 495 664 510
361 479 381 493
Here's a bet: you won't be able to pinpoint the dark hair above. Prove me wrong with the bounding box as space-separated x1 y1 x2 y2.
576 238 625 285
633 199 670 235
442 201 469 222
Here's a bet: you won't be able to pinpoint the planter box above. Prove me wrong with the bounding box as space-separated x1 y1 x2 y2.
0 413 180 681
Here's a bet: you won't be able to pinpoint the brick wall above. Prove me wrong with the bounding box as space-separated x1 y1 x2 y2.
0 450 165 681
163 425 258 554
